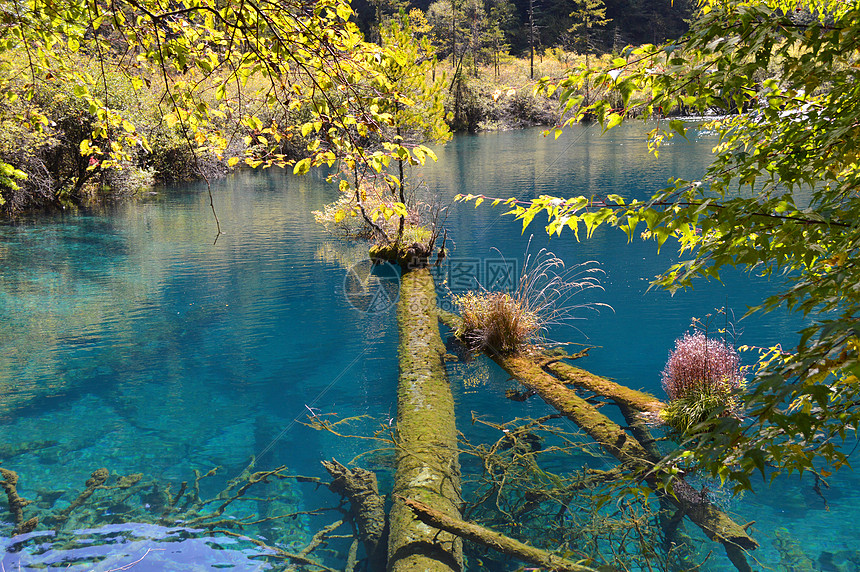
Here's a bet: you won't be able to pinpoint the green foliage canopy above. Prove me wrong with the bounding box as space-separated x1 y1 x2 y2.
0 0 444 210
459 0 860 490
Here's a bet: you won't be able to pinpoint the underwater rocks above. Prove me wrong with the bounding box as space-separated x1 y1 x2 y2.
0 441 58 461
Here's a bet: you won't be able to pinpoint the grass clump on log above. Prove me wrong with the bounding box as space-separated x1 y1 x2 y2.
452 245 607 355
453 291 540 354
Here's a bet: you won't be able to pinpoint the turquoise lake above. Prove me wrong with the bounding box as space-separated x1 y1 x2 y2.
1 123 858 570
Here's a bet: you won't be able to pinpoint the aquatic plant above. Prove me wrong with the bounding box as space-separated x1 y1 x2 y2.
659 332 743 434
452 247 607 354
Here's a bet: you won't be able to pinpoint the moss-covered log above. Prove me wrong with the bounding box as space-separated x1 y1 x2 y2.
400 497 599 572
370 242 434 269
492 353 758 565
53 467 110 527
546 358 667 465
440 307 661 417
438 307 754 568
542 360 664 414
389 268 463 572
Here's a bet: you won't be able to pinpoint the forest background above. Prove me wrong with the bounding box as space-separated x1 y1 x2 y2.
0 0 692 215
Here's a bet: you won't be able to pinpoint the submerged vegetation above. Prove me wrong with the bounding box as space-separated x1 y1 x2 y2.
0 462 344 569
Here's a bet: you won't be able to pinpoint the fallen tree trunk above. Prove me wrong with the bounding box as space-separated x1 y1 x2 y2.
0 467 38 535
492 353 757 567
388 268 463 572
436 309 755 570
400 497 599 572
322 459 388 570
541 360 664 415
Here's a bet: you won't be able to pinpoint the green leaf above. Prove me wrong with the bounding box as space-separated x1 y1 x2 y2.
668 120 688 140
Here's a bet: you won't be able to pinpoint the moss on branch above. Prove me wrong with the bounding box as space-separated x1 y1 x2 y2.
491 353 758 562
400 496 601 572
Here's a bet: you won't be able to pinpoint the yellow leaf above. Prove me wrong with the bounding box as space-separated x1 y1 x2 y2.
336 2 352 21
293 157 311 175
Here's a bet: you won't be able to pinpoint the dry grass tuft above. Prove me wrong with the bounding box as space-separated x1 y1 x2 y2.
452 244 609 354
454 291 540 354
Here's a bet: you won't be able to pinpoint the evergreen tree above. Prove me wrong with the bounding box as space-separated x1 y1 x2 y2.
569 0 611 54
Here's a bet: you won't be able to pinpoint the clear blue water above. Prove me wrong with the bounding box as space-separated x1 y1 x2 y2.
1 123 858 570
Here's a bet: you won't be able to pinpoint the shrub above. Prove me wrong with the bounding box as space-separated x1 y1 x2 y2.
0 48 253 214
313 180 426 242
659 332 743 434
103 160 157 197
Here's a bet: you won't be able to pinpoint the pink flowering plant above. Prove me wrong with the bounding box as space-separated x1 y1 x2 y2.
660 331 744 434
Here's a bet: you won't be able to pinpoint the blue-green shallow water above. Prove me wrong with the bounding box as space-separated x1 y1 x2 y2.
1 123 858 570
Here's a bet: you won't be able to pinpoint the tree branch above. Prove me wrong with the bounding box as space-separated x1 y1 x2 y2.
399 496 601 572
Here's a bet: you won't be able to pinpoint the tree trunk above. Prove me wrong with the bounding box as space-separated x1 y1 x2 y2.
491 353 758 568
388 268 463 572
322 460 388 570
436 310 756 570
542 359 664 414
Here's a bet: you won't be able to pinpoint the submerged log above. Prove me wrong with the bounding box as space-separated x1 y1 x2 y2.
388 268 463 572
322 459 388 570
0 467 38 535
54 467 110 527
492 353 758 565
437 311 755 565
400 497 599 572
